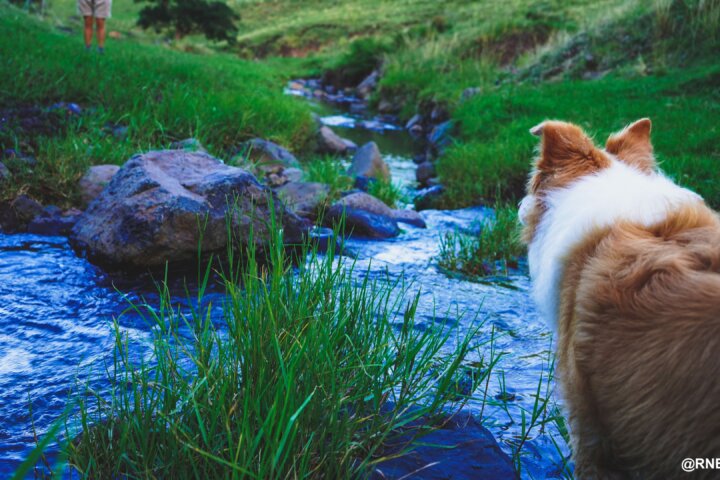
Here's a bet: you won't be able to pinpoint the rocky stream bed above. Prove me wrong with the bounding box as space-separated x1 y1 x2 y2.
0 79 571 478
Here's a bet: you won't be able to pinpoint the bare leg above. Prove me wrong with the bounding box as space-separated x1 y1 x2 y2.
83 16 93 48
95 18 106 50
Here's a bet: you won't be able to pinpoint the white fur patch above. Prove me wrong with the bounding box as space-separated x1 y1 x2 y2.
527 158 703 331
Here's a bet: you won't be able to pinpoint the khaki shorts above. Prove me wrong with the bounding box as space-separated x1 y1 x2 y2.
78 0 112 18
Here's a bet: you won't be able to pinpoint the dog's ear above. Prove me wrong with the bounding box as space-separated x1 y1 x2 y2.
605 118 655 173
530 120 609 172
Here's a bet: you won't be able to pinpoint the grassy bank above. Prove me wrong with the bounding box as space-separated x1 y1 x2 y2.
0 3 314 206
227 0 720 210
53 221 483 478
439 64 720 208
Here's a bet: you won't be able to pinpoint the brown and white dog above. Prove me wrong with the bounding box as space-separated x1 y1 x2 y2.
520 118 720 479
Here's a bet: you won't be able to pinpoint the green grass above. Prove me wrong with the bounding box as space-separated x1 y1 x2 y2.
54 214 484 478
437 204 525 279
0 4 314 206
367 177 405 209
303 155 352 203
438 64 720 208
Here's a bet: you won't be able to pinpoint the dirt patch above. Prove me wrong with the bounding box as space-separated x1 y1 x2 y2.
464 25 552 65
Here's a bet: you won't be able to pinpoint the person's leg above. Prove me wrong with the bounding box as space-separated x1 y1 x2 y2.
83 16 93 49
95 18 106 51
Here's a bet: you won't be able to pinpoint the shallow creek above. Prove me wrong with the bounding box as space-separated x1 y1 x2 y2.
0 90 570 478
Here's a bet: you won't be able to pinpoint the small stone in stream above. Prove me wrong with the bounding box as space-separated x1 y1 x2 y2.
429 120 454 153
342 138 358 153
356 70 379 98
79 164 120 207
427 177 441 187
372 411 517 480
412 152 428 165
405 114 423 131
349 103 366 114
317 126 356 155
28 208 81 236
348 142 390 181
12 195 44 223
0 194 45 233
170 137 206 153
392 209 427 229
239 138 300 168
336 192 426 228
377 99 398 114
416 161 436 187
461 86 483 102
325 204 400 239
0 161 10 181
414 185 445 211
430 105 450 123
275 181 329 219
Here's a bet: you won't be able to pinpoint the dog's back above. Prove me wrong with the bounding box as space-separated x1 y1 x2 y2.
521 119 720 479
562 204 720 478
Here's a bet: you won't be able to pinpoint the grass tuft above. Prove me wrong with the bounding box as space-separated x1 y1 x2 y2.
61 211 480 478
437 204 525 279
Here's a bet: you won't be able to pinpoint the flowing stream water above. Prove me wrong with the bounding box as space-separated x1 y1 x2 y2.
0 88 571 478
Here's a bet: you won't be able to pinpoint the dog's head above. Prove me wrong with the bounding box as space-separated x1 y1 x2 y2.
519 118 655 243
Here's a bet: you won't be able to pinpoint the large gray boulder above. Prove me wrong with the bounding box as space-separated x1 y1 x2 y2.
78 164 120 207
348 142 390 181
70 150 306 268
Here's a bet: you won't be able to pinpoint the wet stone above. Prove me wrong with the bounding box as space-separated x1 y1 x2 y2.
373 411 517 480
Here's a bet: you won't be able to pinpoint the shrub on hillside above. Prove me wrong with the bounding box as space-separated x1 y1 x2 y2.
136 0 239 42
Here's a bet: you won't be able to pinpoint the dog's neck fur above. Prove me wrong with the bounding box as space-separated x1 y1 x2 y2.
527 157 703 331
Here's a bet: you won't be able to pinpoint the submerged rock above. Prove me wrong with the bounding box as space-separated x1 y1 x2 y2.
70 150 306 268
78 164 120 207
373 411 517 480
348 142 390 181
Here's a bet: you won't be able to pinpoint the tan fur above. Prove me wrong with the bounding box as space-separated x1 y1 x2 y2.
524 120 720 479
605 118 655 173
523 121 610 243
